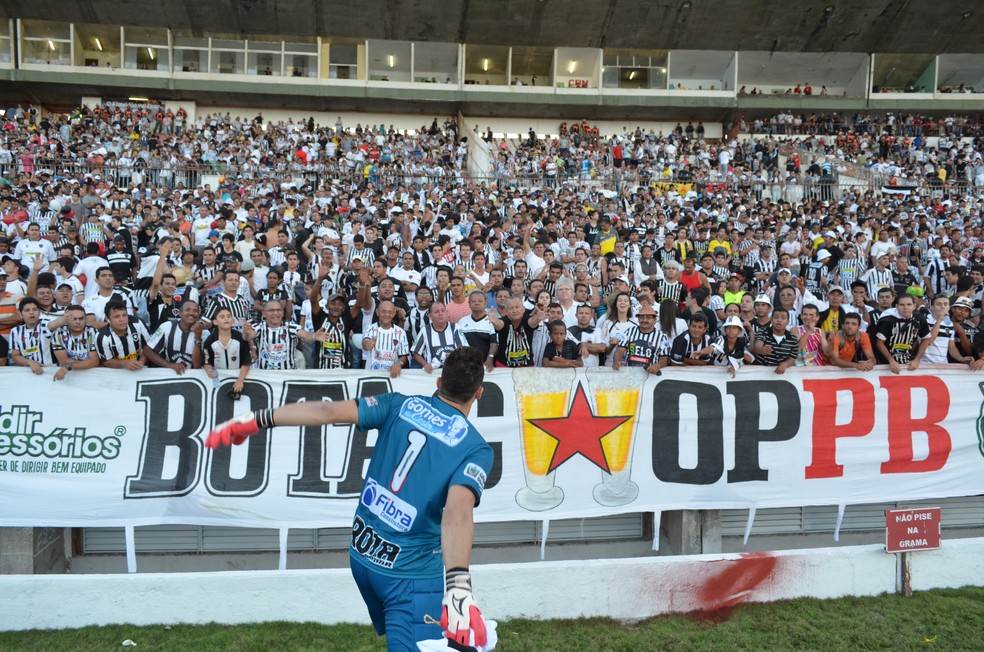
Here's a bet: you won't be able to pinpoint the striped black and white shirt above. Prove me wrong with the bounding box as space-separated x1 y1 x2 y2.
752 258 777 294
96 320 149 362
405 306 431 347
616 326 669 368
202 330 252 369
363 323 409 371
203 292 253 329
311 312 348 370
51 325 99 361
345 246 376 268
657 280 686 306
862 267 894 300
9 322 55 365
412 322 463 367
147 319 199 367
252 321 301 370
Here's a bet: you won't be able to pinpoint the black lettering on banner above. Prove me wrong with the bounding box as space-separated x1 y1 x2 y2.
125 379 207 498
476 381 504 418
206 380 274 496
651 380 724 485
337 378 392 495
285 381 350 497
727 381 801 483
477 381 504 490
485 442 502 490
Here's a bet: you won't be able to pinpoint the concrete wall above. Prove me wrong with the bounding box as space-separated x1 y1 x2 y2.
3 538 983 631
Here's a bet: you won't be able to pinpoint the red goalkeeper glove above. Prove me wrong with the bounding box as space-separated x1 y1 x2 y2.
204 410 274 448
440 568 486 648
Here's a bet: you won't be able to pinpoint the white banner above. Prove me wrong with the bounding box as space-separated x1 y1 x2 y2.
1 366 983 528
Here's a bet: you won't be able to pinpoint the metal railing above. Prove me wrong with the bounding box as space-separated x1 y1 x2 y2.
4 158 979 203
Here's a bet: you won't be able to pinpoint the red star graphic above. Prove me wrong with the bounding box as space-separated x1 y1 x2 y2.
527 383 632 473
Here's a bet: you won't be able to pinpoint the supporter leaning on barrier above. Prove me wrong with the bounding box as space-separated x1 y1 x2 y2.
50 304 99 380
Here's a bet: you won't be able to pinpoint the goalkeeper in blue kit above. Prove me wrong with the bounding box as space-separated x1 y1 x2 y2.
206 347 494 651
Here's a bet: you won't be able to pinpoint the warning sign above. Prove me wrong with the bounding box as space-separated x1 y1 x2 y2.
885 507 941 554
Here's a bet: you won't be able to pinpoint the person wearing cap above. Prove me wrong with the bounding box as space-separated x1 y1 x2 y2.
694 315 753 377
308 264 356 371
657 260 688 310
611 303 668 374
749 293 774 340
820 230 844 268
723 272 746 307
816 285 851 334
920 295 968 365
949 296 977 360
106 234 137 286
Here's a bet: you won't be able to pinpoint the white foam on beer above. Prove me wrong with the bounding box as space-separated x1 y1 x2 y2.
512 368 576 395
584 367 647 391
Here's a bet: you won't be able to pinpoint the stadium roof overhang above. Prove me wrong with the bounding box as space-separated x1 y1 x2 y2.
2 0 981 54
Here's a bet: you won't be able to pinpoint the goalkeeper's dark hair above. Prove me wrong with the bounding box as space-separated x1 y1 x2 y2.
439 347 486 404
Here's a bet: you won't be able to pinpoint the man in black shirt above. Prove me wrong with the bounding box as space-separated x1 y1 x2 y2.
874 294 930 372
669 313 713 366
106 235 137 286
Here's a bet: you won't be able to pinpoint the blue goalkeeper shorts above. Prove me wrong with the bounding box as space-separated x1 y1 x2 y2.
350 560 444 651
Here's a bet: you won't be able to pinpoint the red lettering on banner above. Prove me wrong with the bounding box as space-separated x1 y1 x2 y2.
879 376 951 474
803 378 875 479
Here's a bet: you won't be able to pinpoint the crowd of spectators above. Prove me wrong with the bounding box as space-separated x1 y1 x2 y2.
1 102 984 384
739 112 984 138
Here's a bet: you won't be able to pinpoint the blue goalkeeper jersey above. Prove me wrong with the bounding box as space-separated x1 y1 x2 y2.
351 392 493 578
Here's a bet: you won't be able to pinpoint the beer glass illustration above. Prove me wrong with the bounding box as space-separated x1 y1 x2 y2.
585 366 646 506
513 368 574 511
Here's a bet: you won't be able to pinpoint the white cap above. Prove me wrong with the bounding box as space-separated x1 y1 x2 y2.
722 315 744 329
816 250 831 262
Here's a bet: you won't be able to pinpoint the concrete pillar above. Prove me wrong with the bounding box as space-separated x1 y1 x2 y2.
660 510 722 555
0 527 66 574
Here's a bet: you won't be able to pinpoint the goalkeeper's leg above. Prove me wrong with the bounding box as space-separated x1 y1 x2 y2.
351 562 443 651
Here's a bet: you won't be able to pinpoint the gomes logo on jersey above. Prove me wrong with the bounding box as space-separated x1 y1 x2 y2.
361 478 417 532
398 397 469 447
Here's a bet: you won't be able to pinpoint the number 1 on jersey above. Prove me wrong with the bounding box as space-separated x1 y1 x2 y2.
391 430 426 493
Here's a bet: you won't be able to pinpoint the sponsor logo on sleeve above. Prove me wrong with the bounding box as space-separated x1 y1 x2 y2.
398 397 469 447
463 463 487 490
361 478 417 532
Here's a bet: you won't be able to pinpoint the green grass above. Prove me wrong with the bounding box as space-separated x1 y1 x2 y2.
2 587 984 651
